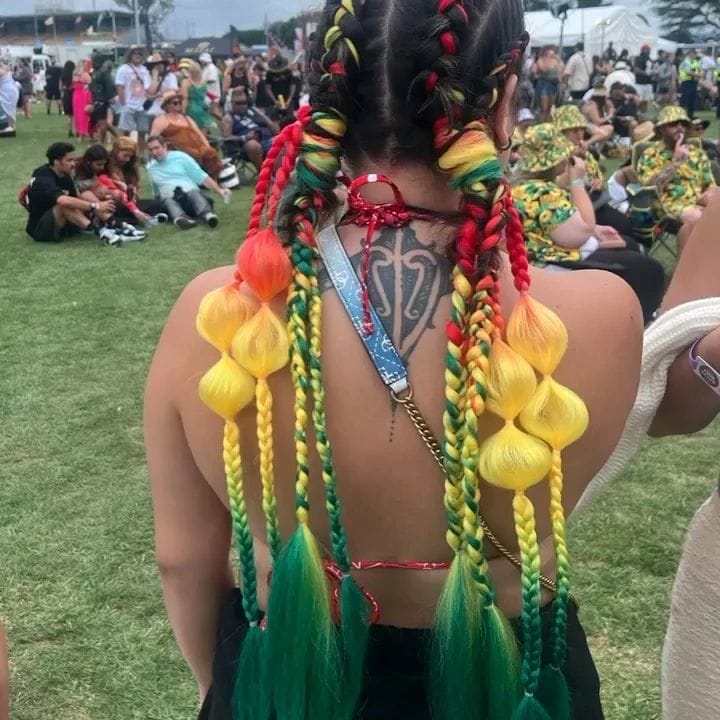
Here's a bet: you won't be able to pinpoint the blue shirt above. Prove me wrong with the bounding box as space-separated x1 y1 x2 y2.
147 150 208 198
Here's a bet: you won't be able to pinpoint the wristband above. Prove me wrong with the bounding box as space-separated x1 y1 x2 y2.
570 177 587 187
689 338 720 396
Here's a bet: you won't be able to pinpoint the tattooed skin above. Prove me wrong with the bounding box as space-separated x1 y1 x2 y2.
319 225 453 362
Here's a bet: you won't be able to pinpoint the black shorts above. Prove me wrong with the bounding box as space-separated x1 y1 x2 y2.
90 101 110 124
46 87 61 101
29 207 81 242
62 89 73 117
198 589 604 720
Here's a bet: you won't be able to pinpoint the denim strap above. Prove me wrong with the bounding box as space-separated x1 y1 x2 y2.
315 225 409 394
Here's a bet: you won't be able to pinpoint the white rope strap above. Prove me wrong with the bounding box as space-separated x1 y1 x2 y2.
574 297 720 515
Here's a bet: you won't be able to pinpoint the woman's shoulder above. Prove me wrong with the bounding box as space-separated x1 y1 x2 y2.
529 265 644 392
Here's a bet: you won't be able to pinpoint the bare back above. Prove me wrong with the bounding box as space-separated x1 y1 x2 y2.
145 220 643 627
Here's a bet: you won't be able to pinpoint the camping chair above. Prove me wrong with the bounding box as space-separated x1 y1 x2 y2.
210 134 259 186
631 141 678 258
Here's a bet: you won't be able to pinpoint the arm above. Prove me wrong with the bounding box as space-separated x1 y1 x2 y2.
180 78 190 114
649 193 720 436
254 107 280 134
115 67 125 106
201 174 227 197
145 290 232 696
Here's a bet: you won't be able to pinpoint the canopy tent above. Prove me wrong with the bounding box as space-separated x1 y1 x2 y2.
524 5 670 58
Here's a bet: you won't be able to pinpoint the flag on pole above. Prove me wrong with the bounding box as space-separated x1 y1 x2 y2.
86 25 95 35
44 16 54 25
75 15 83 24
97 12 106 26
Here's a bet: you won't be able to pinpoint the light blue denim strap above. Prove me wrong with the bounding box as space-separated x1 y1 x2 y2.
315 225 409 395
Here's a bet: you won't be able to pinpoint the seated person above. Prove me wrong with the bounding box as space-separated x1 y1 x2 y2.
688 117 720 183
150 90 224 178
513 123 665 323
75 143 167 227
607 121 656 213
146 135 229 229
636 105 716 253
24 141 127 246
222 88 278 171
581 81 615 136
609 82 638 146
554 104 637 238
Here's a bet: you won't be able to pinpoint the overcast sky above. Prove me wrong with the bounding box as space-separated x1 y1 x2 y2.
0 0 310 37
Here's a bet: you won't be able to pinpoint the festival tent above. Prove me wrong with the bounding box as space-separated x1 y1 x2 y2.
524 5 669 58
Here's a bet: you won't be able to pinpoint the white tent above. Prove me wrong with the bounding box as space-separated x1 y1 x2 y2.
524 5 669 58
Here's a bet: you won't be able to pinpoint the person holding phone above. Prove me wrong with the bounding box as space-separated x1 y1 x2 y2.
636 105 716 254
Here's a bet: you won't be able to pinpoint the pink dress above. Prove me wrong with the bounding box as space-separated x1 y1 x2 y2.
72 82 93 137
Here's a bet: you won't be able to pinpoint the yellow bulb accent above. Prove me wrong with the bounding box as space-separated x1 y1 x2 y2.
198 353 256 421
479 422 552 491
506 294 568 376
486 339 538 421
519 377 589 451
196 285 259 353
231 304 290 379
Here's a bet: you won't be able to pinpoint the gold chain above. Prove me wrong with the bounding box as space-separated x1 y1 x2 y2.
391 384 566 599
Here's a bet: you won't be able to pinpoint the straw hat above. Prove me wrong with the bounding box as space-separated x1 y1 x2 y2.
146 52 165 65
160 89 182 109
655 105 691 128
553 104 588 133
178 57 193 70
520 123 574 173
691 117 710 130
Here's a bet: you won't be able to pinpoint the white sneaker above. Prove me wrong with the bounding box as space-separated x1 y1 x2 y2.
99 227 122 247
117 221 147 240
204 212 219 228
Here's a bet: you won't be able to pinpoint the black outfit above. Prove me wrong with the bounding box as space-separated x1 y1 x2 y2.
198 589 603 720
25 165 81 242
45 66 62 100
633 55 652 87
558 249 665 325
90 71 116 123
611 98 638 139
266 70 299 110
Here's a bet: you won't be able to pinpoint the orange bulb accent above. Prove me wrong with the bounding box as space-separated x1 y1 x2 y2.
236 228 293 302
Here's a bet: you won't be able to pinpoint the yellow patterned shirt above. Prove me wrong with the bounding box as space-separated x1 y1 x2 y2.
585 152 603 186
636 141 713 217
512 180 582 265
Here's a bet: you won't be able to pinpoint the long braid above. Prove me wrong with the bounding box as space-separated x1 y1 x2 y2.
264 4 370 717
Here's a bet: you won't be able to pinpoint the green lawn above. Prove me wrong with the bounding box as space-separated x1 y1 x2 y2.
1 111 718 720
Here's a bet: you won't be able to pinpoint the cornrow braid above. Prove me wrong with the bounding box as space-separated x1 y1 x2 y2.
265 4 370 718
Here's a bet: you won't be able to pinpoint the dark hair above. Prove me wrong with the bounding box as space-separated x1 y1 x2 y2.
147 134 166 146
76 144 109 180
47 142 75 164
60 61 75 87
301 0 525 168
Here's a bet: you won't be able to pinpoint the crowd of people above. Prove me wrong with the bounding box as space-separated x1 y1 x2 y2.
523 42 720 122
15 45 299 244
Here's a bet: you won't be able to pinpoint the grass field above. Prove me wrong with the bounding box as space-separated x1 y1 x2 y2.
1 111 718 720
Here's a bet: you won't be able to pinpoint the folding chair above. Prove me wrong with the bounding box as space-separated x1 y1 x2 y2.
631 141 678 258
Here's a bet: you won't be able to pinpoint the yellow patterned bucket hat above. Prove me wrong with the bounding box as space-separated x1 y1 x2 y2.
520 123 574 173
554 104 588 133
656 105 691 128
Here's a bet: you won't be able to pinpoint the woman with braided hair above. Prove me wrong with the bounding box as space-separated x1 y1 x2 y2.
144 1 651 718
